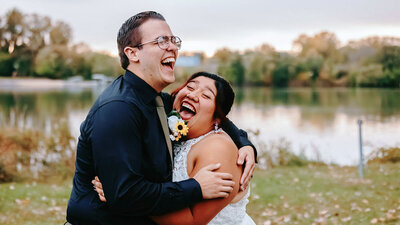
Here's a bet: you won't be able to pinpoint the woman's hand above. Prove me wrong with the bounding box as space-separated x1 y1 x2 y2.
237 146 255 191
92 176 107 202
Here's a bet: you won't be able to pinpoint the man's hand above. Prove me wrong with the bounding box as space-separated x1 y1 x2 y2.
92 176 107 202
237 146 255 191
193 163 235 199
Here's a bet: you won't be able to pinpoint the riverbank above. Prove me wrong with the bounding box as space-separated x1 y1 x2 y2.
0 77 98 92
0 164 399 224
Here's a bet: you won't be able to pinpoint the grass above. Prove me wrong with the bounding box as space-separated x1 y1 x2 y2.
0 179 72 225
0 164 399 224
248 163 400 225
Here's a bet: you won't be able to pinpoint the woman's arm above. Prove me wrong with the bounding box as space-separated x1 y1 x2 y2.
152 134 242 225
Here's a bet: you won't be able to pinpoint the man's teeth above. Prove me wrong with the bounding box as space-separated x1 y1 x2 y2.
182 102 195 113
162 58 175 64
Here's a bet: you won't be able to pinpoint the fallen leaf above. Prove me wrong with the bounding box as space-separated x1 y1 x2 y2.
319 210 329 216
15 199 30 206
341 216 351 222
263 220 271 225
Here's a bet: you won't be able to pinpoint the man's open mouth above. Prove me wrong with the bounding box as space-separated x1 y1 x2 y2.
179 101 196 120
161 57 175 70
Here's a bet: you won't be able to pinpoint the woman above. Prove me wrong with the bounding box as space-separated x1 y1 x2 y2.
94 72 255 225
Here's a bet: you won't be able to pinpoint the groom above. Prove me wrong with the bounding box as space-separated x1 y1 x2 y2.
66 11 256 225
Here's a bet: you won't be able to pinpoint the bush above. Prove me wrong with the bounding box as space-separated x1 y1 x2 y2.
352 64 384 87
0 162 14 182
0 119 76 182
367 147 400 164
272 63 291 87
255 137 315 168
0 52 14 76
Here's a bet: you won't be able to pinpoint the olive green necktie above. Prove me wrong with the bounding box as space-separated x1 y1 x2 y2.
155 96 173 165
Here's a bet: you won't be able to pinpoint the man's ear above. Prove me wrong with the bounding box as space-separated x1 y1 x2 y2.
124 46 139 63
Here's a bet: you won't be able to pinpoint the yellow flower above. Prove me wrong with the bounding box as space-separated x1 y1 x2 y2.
175 121 188 136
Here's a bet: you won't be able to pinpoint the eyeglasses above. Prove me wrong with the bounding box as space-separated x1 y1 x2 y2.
135 36 182 50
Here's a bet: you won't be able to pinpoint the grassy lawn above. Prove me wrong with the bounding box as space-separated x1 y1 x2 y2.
0 179 72 225
0 163 399 224
248 163 400 224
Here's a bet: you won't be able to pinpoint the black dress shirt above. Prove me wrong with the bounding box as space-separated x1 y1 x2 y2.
66 70 256 225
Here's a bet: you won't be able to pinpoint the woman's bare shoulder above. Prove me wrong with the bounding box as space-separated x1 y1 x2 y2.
191 132 238 161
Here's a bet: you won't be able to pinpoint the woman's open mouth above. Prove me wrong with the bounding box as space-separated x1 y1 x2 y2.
179 101 196 120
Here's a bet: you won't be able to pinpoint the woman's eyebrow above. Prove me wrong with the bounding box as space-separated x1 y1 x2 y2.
205 86 216 96
190 80 216 96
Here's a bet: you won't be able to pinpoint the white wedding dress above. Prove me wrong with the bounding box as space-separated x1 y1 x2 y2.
172 129 255 225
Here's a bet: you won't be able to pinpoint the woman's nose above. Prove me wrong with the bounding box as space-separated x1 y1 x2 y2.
186 91 199 102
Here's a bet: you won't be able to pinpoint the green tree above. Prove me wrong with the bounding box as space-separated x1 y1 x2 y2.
4 8 25 54
49 21 72 45
272 62 291 87
87 52 122 77
295 56 324 81
380 45 400 71
229 56 245 86
0 52 13 76
293 31 340 60
35 45 73 79
214 47 235 82
272 55 294 87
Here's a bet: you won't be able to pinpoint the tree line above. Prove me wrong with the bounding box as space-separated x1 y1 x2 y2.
0 8 122 79
212 32 400 88
1 8 399 87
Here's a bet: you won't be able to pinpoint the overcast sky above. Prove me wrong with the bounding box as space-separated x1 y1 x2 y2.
1 0 400 56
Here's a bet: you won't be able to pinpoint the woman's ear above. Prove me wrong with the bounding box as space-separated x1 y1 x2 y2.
124 46 139 63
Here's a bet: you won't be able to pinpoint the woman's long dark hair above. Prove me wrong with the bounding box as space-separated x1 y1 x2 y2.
171 72 235 123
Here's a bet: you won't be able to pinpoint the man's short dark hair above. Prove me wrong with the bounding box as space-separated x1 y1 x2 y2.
117 11 165 70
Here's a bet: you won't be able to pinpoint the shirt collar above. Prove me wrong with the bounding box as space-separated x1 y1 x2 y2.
123 70 159 104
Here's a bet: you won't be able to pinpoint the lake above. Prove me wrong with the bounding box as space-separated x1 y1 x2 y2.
1 85 399 165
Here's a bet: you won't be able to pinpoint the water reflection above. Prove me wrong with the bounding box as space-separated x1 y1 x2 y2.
0 89 95 133
0 87 399 165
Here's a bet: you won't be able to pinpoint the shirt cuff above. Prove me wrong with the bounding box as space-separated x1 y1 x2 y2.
180 178 203 205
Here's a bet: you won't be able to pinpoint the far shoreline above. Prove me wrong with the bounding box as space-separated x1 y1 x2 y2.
0 77 102 92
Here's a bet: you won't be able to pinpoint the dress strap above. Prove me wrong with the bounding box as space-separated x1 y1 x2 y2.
189 128 224 146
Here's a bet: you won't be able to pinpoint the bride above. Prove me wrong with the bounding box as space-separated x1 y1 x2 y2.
94 72 255 225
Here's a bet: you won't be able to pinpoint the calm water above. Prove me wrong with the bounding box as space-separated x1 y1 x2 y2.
1 86 399 165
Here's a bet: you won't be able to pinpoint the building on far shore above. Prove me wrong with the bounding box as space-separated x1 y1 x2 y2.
175 52 204 67
92 74 113 86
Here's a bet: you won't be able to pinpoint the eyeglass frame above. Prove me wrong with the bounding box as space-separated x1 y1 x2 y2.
134 35 182 50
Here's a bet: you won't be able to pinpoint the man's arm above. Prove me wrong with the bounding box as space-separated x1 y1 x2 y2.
221 119 258 162
92 101 202 216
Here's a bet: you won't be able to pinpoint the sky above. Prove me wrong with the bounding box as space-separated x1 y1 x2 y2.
1 0 400 56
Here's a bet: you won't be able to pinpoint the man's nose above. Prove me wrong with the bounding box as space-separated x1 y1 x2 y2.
167 41 179 51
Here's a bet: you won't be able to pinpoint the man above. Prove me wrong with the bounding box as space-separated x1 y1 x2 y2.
66 11 256 225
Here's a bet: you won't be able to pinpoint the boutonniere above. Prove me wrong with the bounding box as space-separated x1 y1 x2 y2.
167 110 189 142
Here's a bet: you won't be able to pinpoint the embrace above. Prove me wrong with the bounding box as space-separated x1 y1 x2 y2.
66 11 256 225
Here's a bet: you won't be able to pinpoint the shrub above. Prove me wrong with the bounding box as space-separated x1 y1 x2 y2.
367 147 400 164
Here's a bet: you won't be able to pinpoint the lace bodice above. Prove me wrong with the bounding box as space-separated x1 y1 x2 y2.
172 129 255 225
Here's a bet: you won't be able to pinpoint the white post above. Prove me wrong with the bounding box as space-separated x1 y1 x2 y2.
358 119 364 178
